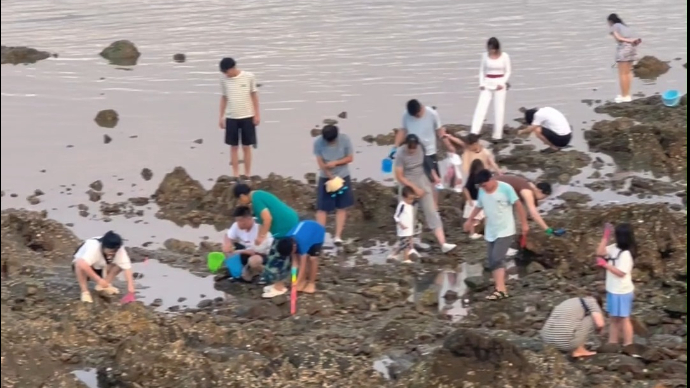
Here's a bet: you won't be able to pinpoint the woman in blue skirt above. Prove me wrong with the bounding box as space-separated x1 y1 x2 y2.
596 223 636 347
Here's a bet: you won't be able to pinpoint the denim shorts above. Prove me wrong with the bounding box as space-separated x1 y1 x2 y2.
606 292 634 318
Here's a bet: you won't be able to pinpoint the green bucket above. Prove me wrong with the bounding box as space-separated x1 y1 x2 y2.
207 252 226 273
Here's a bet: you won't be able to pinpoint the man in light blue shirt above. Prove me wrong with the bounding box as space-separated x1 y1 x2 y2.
394 99 455 206
464 169 529 301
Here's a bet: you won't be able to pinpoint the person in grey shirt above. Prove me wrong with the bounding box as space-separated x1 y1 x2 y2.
394 134 456 254
394 99 455 206
607 13 641 103
313 125 354 245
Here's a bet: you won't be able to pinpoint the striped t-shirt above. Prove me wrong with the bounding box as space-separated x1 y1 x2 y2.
220 71 257 119
540 297 601 351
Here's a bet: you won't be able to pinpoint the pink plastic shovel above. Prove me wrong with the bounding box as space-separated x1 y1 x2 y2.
120 292 136 305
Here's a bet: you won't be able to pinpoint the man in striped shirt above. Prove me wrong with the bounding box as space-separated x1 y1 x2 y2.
218 57 260 178
540 296 605 358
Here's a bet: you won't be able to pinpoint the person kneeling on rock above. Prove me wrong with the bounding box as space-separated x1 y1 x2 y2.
275 220 326 295
72 231 135 303
540 295 605 358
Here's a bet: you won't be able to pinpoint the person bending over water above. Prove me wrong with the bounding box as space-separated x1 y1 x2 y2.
276 220 326 294
596 223 637 349
470 37 512 142
519 107 572 153
495 175 555 233
541 296 605 358
233 183 300 298
395 134 456 254
72 231 135 303
607 13 641 103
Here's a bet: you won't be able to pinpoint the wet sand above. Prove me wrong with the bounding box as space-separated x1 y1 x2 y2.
1 0 687 247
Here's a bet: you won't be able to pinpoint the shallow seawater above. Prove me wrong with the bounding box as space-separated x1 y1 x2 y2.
72 368 98 388
1 0 687 249
126 259 225 311
437 262 484 321
372 356 395 380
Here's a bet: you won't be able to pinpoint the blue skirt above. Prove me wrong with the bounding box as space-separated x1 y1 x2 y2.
606 292 634 317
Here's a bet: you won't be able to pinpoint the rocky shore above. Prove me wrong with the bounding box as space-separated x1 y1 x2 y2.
1 50 687 387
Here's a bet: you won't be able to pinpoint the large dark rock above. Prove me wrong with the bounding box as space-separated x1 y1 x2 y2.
1 46 52 65
633 56 671 79
99 40 141 66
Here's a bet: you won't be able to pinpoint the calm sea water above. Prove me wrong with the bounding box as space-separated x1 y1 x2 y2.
1 0 687 244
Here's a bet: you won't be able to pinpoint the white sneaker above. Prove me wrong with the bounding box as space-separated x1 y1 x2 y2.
614 95 632 103
95 284 120 295
333 237 344 246
441 243 457 253
262 285 288 299
81 292 93 303
506 248 518 257
434 183 445 190
470 233 483 240
453 187 463 193
408 249 420 258
402 259 413 264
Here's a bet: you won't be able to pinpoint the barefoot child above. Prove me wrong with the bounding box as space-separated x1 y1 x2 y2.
443 133 501 178
276 220 326 294
389 186 419 263
596 223 636 348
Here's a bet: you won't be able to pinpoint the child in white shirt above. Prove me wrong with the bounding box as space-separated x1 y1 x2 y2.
389 186 419 263
596 222 636 347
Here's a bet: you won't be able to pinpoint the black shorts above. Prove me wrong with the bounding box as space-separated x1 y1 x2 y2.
541 127 572 148
71 263 104 279
305 243 323 257
316 176 355 212
225 117 257 146
423 154 440 181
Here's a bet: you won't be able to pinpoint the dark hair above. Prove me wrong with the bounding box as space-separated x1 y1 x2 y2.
322 125 339 142
487 37 500 52
232 206 252 218
232 183 252 198
276 238 295 257
524 108 538 125
607 13 625 25
401 185 415 198
474 169 493 185
406 99 422 116
219 57 236 73
466 133 481 145
536 182 552 196
405 134 420 146
101 231 123 250
469 159 486 176
614 223 637 257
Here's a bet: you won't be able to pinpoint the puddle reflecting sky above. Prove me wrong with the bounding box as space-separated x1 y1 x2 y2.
72 368 98 388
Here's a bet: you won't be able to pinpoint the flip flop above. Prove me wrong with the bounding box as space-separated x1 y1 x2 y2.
539 148 560 154
485 290 510 301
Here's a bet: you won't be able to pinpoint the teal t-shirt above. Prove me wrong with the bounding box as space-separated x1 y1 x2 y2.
476 181 519 242
251 190 299 238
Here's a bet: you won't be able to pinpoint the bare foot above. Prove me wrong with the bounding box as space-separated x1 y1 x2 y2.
296 281 307 292
303 283 316 294
571 349 596 358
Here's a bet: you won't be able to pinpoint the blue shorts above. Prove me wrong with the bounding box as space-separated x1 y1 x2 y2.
606 292 634 317
316 176 354 212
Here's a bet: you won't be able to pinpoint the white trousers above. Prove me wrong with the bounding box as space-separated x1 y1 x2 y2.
470 87 507 140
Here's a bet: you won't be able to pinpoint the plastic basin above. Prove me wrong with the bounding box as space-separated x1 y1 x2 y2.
662 89 680 107
207 252 226 273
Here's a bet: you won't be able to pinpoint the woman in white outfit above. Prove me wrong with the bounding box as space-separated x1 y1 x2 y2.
470 37 512 141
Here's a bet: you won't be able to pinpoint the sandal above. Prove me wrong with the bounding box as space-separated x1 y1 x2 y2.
485 290 509 300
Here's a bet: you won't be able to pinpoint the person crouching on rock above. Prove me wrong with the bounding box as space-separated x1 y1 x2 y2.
72 231 135 303
541 295 605 358
518 107 572 154
222 205 273 282
276 220 326 294
233 183 300 298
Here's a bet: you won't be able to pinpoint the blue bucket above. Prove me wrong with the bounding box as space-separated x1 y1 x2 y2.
661 89 680 107
381 158 393 174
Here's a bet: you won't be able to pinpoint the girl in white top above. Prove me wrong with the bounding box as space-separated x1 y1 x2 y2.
596 222 636 347
470 37 512 141
389 186 419 263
